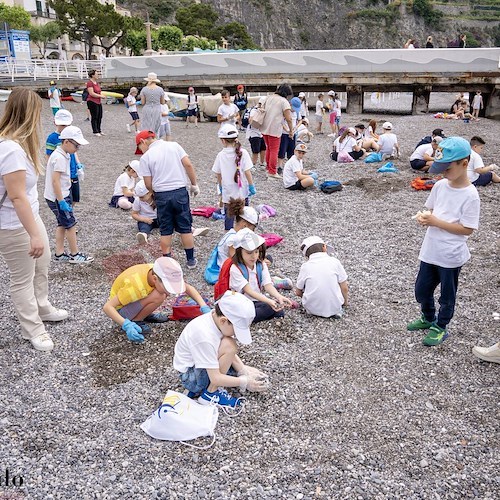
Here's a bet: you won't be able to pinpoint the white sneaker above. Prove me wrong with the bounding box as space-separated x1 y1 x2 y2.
30 333 54 352
136 232 148 244
126 124 131 133
39 308 68 322
327 133 335 137
267 173 282 180
193 227 209 237
472 343 500 364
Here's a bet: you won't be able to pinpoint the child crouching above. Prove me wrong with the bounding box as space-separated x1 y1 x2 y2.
132 179 159 244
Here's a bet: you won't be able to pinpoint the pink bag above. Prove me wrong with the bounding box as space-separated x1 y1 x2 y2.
260 233 283 247
191 206 217 218
256 204 277 217
337 150 354 163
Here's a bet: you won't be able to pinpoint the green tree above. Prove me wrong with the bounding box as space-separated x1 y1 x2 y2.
30 22 62 58
175 3 219 39
122 30 146 56
157 25 183 51
217 22 258 49
0 4 31 30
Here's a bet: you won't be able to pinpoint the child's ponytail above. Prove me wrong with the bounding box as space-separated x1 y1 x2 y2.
233 139 243 186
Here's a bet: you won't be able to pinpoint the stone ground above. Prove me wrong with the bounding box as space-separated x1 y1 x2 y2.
0 94 499 499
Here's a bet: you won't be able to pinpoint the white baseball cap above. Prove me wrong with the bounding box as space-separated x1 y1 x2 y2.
218 123 239 139
240 206 259 226
348 127 356 135
59 126 88 145
233 227 265 251
301 236 325 256
258 96 267 105
54 109 73 126
382 121 393 130
128 160 140 171
135 180 149 197
217 291 255 345
298 92 306 98
328 90 335 96
152 257 186 295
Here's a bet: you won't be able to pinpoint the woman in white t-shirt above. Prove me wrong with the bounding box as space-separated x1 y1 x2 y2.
0 89 67 352
331 127 365 161
109 160 138 210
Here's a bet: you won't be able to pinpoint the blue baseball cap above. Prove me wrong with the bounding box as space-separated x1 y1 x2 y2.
430 137 471 173
290 97 301 114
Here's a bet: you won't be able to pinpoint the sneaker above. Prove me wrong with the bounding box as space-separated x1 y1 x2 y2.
327 133 336 137
126 124 131 133
30 333 54 352
407 315 434 331
472 343 500 364
423 325 449 346
199 388 242 408
84 117 90 121
267 173 282 180
272 277 293 290
186 257 198 269
277 167 283 175
135 321 152 334
193 227 209 237
39 308 68 322
69 252 94 264
94 133 102 137
136 232 148 245
143 312 169 323
54 253 71 262
99 132 106 136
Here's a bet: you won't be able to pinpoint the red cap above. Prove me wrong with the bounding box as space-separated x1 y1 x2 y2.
134 130 155 155
237 84 244 90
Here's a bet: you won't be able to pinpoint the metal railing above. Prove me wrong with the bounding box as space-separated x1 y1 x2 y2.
0 59 105 83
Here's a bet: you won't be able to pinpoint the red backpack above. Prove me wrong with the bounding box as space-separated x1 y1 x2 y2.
214 258 263 300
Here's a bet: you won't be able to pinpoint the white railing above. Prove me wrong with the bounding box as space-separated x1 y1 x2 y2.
0 59 105 83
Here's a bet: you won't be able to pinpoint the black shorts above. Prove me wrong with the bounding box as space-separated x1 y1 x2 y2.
155 187 192 235
70 178 80 203
249 136 266 154
286 180 306 191
129 111 139 121
410 158 427 170
349 150 364 160
472 172 493 187
187 108 197 117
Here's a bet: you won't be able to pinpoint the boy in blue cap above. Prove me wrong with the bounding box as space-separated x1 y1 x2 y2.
408 137 480 346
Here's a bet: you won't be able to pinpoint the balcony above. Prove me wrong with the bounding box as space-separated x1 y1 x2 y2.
29 10 57 20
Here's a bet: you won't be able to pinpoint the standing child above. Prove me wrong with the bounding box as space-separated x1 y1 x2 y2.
109 160 138 210
471 91 483 120
315 93 325 134
44 126 93 263
247 96 267 168
295 236 348 318
217 89 240 127
125 87 140 133
133 179 159 244
212 124 256 230
298 92 309 120
48 81 61 115
408 137 480 346
159 92 172 141
283 143 315 191
377 122 400 159
277 96 302 172
467 136 500 187
331 92 342 138
186 86 199 128
234 84 248 130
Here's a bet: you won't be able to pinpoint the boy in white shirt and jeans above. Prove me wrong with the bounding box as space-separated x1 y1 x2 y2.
408 137 480 346
295 236 348 318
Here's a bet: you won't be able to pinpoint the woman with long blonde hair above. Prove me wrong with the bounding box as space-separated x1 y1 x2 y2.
0 88 67 351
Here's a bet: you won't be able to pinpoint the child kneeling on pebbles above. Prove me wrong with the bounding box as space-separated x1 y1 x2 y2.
103 257 210 343
295 236 348 318
132 179 159 244
283 143 315 191
174 291 269 409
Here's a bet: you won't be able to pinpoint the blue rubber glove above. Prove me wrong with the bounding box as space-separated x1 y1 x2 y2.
200 305 211 314
121 319 144 343
248 184 256 196
76 162 85 170
309 171 319 180
58 199 73 212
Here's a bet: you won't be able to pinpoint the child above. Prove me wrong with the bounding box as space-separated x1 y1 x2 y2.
409 136 442 172
109 161 138 210
467 136 500 186
217 89 240 127
44 126 93 263
331 92 342 138
277 96 302 172
298 91 309 120
247 96 267 167
103 257 210 344
331 128 365 161
408 137 480 346
46 109 84 205
159 92 172 141
229 228 292 322
132 179 159 244
471 91 483 120
186 86 198 128
377 122 399 159
212 124 255 230
295 236 348 318
296 118 314 143
354 124 379 152
173 291 269 408
125 87 140 133
233 84 248 130
48 81 61 115
283 143 315 191
315 93 325 134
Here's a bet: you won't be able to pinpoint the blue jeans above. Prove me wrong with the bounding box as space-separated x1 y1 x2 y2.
137 219 159 235
415 261 461 329
180 367 238 395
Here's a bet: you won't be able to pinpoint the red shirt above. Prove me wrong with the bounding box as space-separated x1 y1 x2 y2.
86 80 101 104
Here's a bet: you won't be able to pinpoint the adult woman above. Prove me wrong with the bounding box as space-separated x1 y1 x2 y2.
86 69 105 136
0 89 67 352
260 83 293 179
140 72 165 136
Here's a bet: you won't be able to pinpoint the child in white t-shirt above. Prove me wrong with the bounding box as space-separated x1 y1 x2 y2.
377 122 399 158
109 160 138 210
159 93 171 141
217 89 240 127
315 94 325 134
471 91 483 120
296 118 314 143
132 179 158 245
467 136 500 187
125 87 140 133
212 124 255 230
283 143 315 191
295 236 348 318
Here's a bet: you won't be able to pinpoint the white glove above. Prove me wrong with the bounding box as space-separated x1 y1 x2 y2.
238 367 270 393
77 168 85 182
190 184 200 197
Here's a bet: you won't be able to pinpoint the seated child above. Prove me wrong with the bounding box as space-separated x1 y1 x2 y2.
103 257 210 343
377 122 399 159
467 136 500 187
295 236 348 318
173 291 269 409
283 143 315 191
409 136 442 172
109 160 138 209
229 228 292 323
133 179 159 245
354 123 379 152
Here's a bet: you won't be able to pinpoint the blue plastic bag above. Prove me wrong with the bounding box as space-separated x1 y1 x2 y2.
364 152 383 163
377 162 399 173
204 245 220 285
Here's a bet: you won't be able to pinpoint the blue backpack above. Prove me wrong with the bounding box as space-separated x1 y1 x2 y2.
241 107 253 128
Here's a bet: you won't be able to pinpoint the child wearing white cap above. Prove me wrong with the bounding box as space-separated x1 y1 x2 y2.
229 228 292 322
295 236 348 318
377 122 399 159
174 291 269 409
132 179 159 244
103 257 210 344
44 126 93 264
283 143 315 191
109 160 139 210
298 92 309 120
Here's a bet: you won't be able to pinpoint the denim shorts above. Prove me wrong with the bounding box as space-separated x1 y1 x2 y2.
155 187 192 236
46 196 76 229
129 111 139 121
179 366 238 395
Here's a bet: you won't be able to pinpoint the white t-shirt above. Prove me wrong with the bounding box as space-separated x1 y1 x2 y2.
0 139 39 230
113 172 136 196
44 146 71 202
229 261 272 300
48 87 61 108
410 144 433 161
282 111 298 134
283 155 303 188
212 147 252 203
472 94 482 110
132 196 157 219
126 95 138 113
315 100 323 117
332 98 341 117
173 312 222 373
217 103 239 125
296 252 347 317
160 103 170 124
246 107 262 139
138 140 189 192
187 94 198 110
377 132 398 155
216 228 237 267
299 100 308 117
334 136 356 153
466 150 483 182
296 124 309 138
419 179 480 268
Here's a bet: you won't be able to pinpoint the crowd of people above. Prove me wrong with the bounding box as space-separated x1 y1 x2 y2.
0 77 498 411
